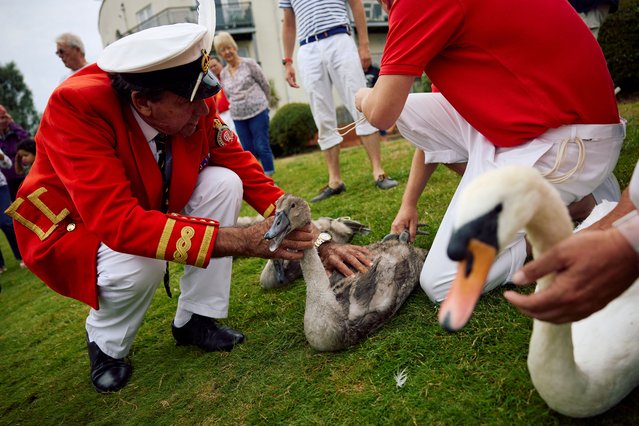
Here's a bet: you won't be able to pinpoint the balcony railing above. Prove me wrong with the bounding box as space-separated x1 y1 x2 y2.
123 3 254 38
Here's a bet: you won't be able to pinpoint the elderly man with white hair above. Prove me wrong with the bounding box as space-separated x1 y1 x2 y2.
55 32 89 79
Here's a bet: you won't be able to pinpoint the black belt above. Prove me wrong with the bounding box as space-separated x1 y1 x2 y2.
300 25 350 46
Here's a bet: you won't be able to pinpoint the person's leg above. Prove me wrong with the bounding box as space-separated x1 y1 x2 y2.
326 34 395 187
0 185 21 261
86 247 166 359
233 118 256 157
360 132 384 178
174 166 243 324
297 41 343 190
578 4 611 39
171 166 245 351
248 109 275 176
85 242 166 392
393 93 529 302
420 120 626 303
324 146 342 188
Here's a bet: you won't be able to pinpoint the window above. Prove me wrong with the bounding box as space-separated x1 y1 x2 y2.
136 4 153 24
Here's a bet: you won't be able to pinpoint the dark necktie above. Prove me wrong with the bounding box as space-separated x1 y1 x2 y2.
154 133 173 298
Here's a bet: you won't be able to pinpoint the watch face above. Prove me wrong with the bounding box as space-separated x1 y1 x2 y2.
315 232 332 248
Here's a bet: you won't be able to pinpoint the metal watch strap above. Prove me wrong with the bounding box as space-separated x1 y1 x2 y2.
314 232 332 249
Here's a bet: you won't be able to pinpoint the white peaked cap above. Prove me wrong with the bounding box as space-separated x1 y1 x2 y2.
98 23 208 73
98 0 216 74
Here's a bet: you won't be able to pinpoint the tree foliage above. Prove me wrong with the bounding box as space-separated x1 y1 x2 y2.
599 0 639 96
0 62 40 135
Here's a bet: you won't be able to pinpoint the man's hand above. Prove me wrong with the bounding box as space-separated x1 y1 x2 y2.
391 204 420 243
318 242 372 277
284 64 299 88
358 44 372 71
214 217 313 260
504 228 639 323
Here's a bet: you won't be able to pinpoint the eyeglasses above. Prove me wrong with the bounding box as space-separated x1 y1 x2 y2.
56 49 66 56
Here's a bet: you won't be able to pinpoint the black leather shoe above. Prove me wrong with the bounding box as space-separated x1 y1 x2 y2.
310 183 346 203
86 337 132 393
172 314 245 352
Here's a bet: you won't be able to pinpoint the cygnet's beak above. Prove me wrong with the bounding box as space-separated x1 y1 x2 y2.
264 210 291 252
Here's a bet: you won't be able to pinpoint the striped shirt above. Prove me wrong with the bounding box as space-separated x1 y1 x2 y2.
279 0 350 41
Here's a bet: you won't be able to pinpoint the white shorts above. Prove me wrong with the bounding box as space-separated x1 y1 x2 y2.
397 92 626 302
297 33 377 150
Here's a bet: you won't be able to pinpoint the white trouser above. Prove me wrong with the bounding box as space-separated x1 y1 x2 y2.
297 33 377 150
578 4 611 39
397 93 625 302
86 167 243 358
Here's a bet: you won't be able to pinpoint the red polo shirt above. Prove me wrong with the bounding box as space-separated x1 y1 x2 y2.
380 0 619 147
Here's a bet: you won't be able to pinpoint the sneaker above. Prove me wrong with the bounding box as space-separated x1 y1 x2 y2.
376 174 399 190
310 183 346 203
19 261 27 269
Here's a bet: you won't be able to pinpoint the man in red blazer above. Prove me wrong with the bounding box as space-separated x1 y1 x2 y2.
7 22 370 393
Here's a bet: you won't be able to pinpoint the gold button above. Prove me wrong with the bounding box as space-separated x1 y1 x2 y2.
66 223 76 232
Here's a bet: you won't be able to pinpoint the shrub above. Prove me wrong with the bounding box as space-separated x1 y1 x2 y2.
269 103 318 157
599 0 639 95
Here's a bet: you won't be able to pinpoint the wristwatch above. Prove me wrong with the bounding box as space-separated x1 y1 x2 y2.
314 231 332 249
282 57 293 66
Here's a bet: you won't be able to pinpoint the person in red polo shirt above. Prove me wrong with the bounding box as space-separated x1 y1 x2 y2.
356 0 625 303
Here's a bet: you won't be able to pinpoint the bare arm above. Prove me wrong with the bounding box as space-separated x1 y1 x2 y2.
213 217 313 261
248 59 271 101
582 188 635 231
281 8 299 88
356 74 414 130
391 149 435 239
348 0 371 70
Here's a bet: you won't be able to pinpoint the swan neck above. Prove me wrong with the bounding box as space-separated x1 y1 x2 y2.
301 248 333 303
525 192 573 257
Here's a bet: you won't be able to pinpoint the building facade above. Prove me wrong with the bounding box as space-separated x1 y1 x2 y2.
97 0 389 111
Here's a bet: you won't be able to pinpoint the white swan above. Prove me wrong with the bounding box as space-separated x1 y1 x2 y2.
437 165 639 418
264 194 427 351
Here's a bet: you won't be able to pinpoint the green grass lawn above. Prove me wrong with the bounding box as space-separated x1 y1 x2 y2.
1 101 638 425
